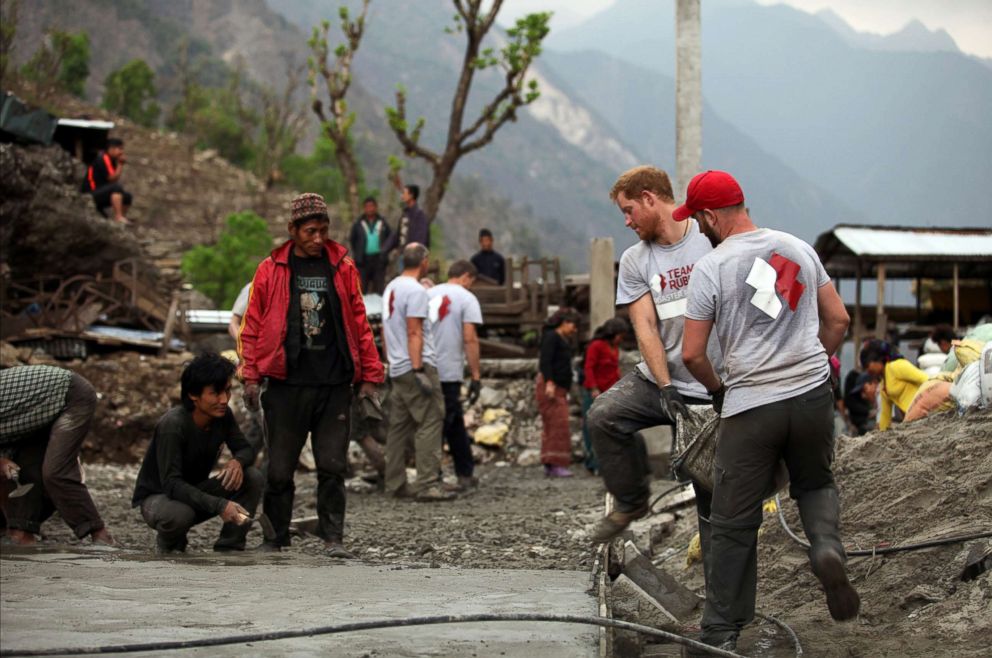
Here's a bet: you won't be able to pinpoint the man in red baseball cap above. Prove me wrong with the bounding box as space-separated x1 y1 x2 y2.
678 171 858 653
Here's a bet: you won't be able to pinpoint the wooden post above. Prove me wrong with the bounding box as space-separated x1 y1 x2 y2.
915 277 922 323
589 238 616 340
953 263 960 332
159 291 181 356
875 262 887 340
853 265 862 369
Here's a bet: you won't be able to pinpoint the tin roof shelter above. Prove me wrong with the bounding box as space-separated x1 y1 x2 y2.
814 224 992 348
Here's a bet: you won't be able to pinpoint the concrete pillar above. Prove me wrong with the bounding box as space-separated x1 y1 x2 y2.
589 237 616 338
853 265 862 368
675 0 702 199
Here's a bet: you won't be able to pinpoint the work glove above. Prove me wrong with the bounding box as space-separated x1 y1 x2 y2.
658 385 689 422
413 368 433 396
244 382 260 412
467 379 482 405
709 382 727 415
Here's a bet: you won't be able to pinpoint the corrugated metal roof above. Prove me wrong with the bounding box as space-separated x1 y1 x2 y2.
57 118 115 130
833 226 992 258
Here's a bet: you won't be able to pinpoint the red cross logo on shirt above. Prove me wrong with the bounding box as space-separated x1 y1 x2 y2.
768 253 805 311
387 291 395 316
438 295 452 322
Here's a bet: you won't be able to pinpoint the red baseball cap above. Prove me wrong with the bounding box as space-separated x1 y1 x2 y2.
672 170 745 221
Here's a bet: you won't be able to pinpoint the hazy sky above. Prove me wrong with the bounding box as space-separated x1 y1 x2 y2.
499 0 992 58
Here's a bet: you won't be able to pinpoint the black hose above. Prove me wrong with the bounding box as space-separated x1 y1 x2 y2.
649 481 691 513
0 613 747 658
774 494 992 556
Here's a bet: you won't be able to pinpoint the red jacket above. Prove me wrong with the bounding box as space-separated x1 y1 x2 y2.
238 240 385 386
583 339 620 392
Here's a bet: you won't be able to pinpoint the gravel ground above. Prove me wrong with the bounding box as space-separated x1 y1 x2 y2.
25 462 608 571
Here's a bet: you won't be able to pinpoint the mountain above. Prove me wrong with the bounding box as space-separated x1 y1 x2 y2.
816 11 961 55
549 0 992 231
543 49 864 241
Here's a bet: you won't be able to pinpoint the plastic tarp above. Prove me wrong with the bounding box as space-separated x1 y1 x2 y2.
0 92 57 145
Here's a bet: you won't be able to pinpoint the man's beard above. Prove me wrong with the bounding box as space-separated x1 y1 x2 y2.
701 221 722 247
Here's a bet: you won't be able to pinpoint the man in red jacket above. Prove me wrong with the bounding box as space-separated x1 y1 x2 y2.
238 192 384 558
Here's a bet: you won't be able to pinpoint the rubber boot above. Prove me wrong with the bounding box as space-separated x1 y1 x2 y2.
797 487 860 621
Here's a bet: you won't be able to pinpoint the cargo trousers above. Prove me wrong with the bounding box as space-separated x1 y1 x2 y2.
701 380 844 645
384 365 444 495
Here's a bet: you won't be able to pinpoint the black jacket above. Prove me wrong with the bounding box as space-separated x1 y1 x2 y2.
539 330 573 389
349 214 392 266
471 250 506 285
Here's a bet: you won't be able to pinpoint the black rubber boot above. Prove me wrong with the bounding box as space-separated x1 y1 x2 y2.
797 487 860 621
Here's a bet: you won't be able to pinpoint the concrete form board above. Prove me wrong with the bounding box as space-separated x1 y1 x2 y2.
0 551 598 657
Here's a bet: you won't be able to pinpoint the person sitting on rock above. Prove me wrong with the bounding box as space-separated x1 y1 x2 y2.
132 353 262 553
83 137 132 224
0 365 116 546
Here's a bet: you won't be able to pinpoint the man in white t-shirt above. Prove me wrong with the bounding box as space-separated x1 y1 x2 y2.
587 165 723 548
381 243 454 501
679 170 858 653
428 260 484 490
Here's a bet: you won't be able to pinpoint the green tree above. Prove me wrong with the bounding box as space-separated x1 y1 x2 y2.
0 0 19 85
103 59 160 127
181 211 273 308
21 28 90 99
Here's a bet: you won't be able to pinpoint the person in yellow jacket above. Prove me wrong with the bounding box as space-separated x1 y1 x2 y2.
860 340 928 430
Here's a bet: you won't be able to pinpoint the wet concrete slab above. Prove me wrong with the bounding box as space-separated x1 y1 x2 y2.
0 547 598 657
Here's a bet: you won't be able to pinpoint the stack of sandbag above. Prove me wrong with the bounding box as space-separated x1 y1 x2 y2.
905 324 992 421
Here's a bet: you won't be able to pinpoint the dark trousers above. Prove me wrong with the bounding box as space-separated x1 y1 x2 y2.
441 382 474 478
139 467 264 551
358 255 386 295
588 371 710 512
701 381 842 644
262 380 352 546
4 373 105 539
90 183 132 211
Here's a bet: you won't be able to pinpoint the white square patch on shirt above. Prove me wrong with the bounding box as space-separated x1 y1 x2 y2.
745 256 783 319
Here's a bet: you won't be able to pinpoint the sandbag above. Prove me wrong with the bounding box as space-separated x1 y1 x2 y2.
904 380 954 422
950 362 982 410
671 405 719 491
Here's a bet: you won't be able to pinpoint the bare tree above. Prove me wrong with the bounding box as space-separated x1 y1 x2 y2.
257 62 309 188
386 1 550 222
308 0 370 221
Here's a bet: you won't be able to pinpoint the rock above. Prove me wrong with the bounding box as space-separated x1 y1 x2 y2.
516 448 541 466
622 540 700 619
478 359 538 378
474 422 509 447
481 408 510 424
611 574 681 631
0 341 22 368
478 386 507 408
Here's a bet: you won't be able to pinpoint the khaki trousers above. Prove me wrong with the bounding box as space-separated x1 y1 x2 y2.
384 366 444 495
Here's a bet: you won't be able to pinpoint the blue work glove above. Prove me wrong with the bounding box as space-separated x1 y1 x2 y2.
709 382 726 415
467 379 482 405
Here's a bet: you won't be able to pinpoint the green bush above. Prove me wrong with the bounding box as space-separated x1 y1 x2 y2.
181 211 273 309
103 59 160 127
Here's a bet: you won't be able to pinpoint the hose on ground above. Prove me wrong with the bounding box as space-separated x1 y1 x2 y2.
0 613 749 658
754 613 803 657
649 481 691 513
774 494 992 556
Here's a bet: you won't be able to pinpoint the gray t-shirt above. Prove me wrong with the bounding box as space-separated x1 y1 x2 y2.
685 228 831 417
231 283 251 316
383 275 437 377
428 282 484 383
616 221 722 399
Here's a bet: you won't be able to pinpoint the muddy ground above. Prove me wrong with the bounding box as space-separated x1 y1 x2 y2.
26 462 607 571
5 403 991 657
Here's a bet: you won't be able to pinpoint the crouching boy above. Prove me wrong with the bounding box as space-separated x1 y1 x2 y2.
132 353 262 552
